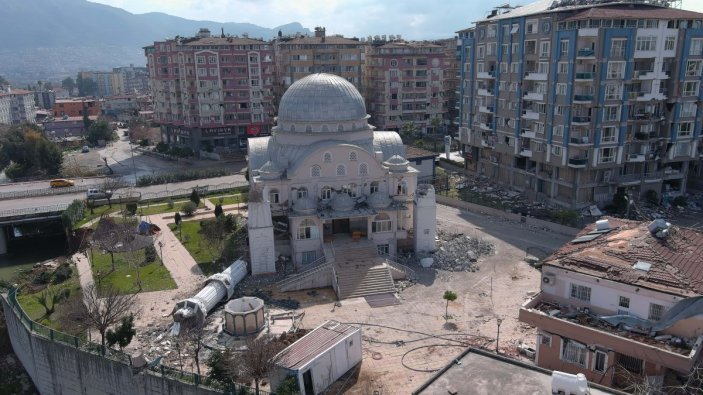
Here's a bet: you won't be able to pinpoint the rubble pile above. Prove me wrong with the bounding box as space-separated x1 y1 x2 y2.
432 233 494 272
456 175 540 210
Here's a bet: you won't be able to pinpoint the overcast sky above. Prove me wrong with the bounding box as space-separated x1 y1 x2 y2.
91 0 703 40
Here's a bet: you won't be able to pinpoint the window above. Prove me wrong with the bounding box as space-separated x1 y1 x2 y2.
320 186 332 200
377 244 390 256
297 219 317 240
558 62 568 74
370 181 379 194
556 83 567 95
295 187 308 200
349 151 357 161
604 83 622 100
607 61 625 79
551 145 562 156
593 351 608 373
679 122 694 137
538 62 549 74
603 105 620 122
610 38 626 57
619 296 630 309
323 152 332 162
682 81 699 96
196 56 205 64
600 147 616 163
570 284 591 301
343 183 357 198
311 165 321 177
372 213 392 233
553 125 564 137
269 189 279 204
681 102 697 117
540 333 552 347
301 251 317 265
635 36 657 51
336 164 346 176
618 354 643 374
675 142 691 156
560 40 569 57
359 163 368 176
540 41 550 57
602 126 617 143
561 340 587 367
664 36 676 51
686 60 703 77
689 38 703 56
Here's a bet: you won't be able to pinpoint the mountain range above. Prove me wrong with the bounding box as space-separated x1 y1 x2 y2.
0 0 311 84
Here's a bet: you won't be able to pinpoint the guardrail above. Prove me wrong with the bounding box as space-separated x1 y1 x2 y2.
277 259 331 290
382 254 417 280
0 183 103 201
0 204 71 219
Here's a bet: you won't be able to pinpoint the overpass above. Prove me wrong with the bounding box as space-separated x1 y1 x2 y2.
0 205 68 255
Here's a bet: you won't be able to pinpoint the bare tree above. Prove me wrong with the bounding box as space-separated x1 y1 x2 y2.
91 217 138 271
180 323 206 377
200 218 228 265
82 283 136 349
100 177 128 208
227 334 286 394
619 362 703 395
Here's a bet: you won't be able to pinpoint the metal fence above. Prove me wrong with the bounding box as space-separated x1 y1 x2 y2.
0 183 102 201
0 204 71 220
136 182 248 203
3 288 270 395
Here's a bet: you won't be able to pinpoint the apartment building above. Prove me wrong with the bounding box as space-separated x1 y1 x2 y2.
519 217 703 390
365 39 457 135
145 28 276 154
273 27 367 102
0 87 37 125
53 98 101 118
456 0 703 208
112 65 149 94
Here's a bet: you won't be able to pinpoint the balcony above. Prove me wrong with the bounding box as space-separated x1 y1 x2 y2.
477 71 496 79
520 129 536 139
523 91 544 101
626 153 646 162
573 94 593 103
663 168 684 179
524 71 548 81
522 109 540 120
519 148 533 157
479 105 495 114
477 88 495 96
576 48 595 58
574 72 595 81
644 171 663 182
481 139 495 148
458 127 471 144
568 136 591 146
479 122 494 131
568 158 588 168
519 293 700 374
571 116 591 125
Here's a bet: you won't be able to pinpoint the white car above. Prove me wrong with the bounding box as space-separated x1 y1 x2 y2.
86 189 112 199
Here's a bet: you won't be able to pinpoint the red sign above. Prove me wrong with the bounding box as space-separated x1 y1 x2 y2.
247 125 261 136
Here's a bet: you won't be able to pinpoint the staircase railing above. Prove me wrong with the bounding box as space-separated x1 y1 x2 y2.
276 256 331 290
382 254 416 280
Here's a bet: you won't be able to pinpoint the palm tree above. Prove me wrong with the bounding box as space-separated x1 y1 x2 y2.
443 290 458 320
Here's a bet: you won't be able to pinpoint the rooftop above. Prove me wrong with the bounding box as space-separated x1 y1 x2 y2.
564 6 703 20
544 217 703 296
413 347 621 394
277 35 364 45
275 320 358 370
180 36 269 46
404 145 439 160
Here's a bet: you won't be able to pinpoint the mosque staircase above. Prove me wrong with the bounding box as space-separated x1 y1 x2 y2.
334 261 396 299
277 257 333 292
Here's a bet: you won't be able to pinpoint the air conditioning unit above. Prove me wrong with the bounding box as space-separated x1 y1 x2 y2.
542 272 556 286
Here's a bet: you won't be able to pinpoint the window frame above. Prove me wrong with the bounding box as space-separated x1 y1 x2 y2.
593 350 608 374
561 339 588 367
570 283 592 302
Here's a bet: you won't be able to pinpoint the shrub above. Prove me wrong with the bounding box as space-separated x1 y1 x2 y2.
276 376 301 395
144 245 157 263
672 195 688 207
644 190 659 206
136 168 230 186
214 204 223 217
206 349 233 382
190 189 201 206
155 142 169 154
125 202 138 216
52 264 73 284
33 271 51 285
166 198 174 209
174 212 182 226
181 201 197 216
224 214 236 232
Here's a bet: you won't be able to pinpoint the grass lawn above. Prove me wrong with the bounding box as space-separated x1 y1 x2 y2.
208 193 248 206
137 200 204 216
16 267 85 337
75 205 122 228
90 248 176 295
167 221 225 275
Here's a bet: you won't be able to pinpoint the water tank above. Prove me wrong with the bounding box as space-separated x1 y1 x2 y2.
552 371 588 395
595 219 610 231
224 297 265 336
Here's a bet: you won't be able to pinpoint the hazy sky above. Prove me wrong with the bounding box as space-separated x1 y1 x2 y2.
91 0 703 40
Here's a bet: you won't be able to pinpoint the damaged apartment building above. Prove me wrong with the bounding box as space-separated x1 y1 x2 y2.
520 217 703 389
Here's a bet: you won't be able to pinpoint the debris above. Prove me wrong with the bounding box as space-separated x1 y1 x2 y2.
431 233 494 272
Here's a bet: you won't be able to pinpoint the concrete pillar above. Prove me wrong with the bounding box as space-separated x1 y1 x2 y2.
0 226 6 255
247 201 276 275
413 185 437 253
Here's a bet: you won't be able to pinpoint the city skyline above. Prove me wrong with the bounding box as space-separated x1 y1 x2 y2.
91 0 703 40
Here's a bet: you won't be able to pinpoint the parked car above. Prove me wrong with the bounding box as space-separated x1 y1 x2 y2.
86 188 112 199
81 146 90 153
50 179 74 188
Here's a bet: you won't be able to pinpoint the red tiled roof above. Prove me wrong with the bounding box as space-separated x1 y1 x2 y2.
275 321 358 370
405 145 439 160
545 217 703 296
564 6 703 21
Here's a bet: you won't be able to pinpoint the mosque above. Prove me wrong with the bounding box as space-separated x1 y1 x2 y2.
246 74 436 298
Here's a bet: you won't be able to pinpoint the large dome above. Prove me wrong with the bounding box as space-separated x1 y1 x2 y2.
277 74 367 123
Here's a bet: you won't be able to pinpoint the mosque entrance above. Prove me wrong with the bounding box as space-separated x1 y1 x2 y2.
332 219 350 234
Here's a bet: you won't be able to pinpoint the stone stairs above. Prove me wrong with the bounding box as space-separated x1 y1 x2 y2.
335 260 396 299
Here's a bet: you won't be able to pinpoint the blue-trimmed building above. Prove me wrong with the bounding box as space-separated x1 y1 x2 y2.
456 0 703 208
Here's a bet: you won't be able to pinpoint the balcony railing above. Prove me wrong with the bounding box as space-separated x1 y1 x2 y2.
568 158 588 168
577 48 595 57
573 94 593 102
571 116 591 124
575 72 595 80
569 136 590 145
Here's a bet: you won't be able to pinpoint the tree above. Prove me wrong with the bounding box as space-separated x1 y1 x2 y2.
0 75 9 86
99 177 126 208
214 203 223 217
227 334 285 394
181 201 197 216
86 120 113 145
0 125 63 179
35 287 60 319
61 77 76 93
128 121 150 144
76 73 97 96
180 323 206 376
400 121 419 142
174 212 183 239
201 217 228 265
206 349 233 382
105 314 136 350
430 116 443 135
443 290 458 320
189 189 201 206
83 284 136 349
91 217 135 271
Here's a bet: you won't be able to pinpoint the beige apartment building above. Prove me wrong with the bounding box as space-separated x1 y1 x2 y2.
456 0 703 208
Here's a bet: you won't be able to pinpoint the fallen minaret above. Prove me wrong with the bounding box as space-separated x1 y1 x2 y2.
170 259 247 334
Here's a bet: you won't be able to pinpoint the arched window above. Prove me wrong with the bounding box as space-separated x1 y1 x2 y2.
336 164 346 176
297 219 318 240
311 165 321 177
268 189 280 204
372 213 392 233
343 183 357 198
323 152 332 163
370 181 380 194
296 187 307 199
397 180 407 195
349 151 358 161
320 186 332 200
359 163 368 176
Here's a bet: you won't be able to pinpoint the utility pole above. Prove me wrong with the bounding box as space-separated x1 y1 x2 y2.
129 140 137 186
496 317 503 353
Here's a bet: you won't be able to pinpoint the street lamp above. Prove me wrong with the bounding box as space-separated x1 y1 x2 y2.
496 317 503 353
129 140 137 186
158 241 163 264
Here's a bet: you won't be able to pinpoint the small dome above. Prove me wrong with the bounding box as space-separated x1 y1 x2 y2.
368 191 391 209
384 154 409 171
330 192 355 212
278 74 367 124
292 196 317 214
258 161 283 180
